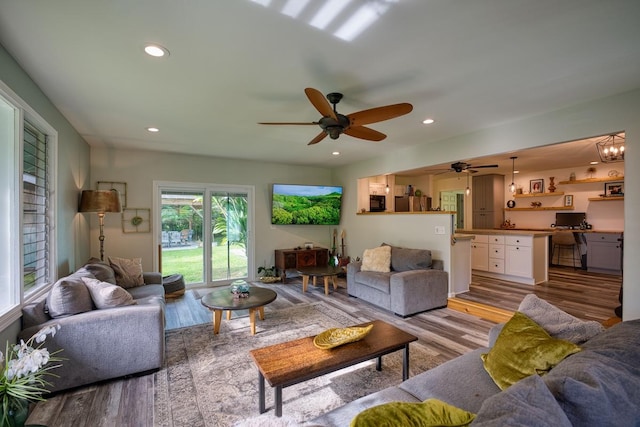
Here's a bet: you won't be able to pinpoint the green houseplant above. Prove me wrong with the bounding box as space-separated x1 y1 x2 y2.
257 265 280 283
1 325 62 427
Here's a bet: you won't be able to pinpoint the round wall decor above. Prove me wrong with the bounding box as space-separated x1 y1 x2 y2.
507 200 516 208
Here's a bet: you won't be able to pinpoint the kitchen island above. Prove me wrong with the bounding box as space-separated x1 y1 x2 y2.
457 229 553 285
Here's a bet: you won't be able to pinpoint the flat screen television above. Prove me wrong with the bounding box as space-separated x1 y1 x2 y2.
555 212 586 228
271 184 343 225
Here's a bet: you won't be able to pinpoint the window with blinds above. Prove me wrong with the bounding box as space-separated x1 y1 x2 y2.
23 120 49 293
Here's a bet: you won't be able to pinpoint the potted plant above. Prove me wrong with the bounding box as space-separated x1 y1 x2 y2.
1 325 62 426
257 265 280 283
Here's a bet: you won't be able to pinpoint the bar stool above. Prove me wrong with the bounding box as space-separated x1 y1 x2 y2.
551 230 579 268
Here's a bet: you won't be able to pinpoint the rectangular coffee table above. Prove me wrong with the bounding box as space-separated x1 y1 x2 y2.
249 319 418 417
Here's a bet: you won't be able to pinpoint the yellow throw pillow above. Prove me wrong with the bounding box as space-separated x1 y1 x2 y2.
361 245 391 273
350 399 476 427
481 311 581 390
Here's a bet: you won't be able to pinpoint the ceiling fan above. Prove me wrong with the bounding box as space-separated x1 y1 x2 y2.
435 161 499 174
258 88 413 145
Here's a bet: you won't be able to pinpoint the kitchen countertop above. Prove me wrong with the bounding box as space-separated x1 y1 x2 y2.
457 229 554 237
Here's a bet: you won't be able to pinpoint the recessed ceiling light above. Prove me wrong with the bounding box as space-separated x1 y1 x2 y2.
146 127 160 133
144 44 169 58
332 151 340 156
422 118 435 124
590 161 599 165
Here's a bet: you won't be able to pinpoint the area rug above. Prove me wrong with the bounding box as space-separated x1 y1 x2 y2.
154 301 441 426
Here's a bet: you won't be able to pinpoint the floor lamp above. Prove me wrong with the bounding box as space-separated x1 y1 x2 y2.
79 189 122 261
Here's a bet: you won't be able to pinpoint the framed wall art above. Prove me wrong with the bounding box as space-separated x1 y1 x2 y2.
530 179 544 194
564 195 574 207
97 181 127 208
122 207 151 233
604 181 624 197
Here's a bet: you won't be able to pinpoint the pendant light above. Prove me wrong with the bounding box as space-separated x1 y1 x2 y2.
509 156 517 193
385 175 390 194
465 173 470 196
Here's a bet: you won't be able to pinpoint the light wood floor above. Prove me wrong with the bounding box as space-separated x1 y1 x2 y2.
26 267 620 426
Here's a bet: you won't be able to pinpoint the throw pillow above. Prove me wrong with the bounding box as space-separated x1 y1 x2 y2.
481 311 581 390
390 246 432 272
108 256 144 288
82 261 117 284
82 277 136 309
518 293 605 344
350 399 476 427
46 275 94 318
361 245 391 273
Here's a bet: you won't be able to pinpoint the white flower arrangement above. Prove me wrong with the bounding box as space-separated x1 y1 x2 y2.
1 324 62 424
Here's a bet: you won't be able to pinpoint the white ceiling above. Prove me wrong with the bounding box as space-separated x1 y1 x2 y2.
0 0 639 171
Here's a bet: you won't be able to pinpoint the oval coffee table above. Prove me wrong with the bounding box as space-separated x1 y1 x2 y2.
201 286 277 335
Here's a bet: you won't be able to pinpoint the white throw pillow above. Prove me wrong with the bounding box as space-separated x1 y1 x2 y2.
361 245 392 273
82 276 136 309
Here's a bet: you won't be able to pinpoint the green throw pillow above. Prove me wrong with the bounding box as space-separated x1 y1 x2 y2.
350 399 476 427
481 311 581 390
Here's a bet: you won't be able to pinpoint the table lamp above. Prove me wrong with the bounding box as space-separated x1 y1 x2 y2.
79 189 122 260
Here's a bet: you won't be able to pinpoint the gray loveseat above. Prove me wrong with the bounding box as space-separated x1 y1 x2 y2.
19 259 165 393
347 245 448 317
310 296 640 426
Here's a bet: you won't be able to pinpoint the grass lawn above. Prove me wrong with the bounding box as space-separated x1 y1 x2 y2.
161 245 247 284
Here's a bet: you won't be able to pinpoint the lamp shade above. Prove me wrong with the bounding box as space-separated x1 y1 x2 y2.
79 190 122 213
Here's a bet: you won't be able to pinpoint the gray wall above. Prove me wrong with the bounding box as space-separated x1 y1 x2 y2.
0 43 90 345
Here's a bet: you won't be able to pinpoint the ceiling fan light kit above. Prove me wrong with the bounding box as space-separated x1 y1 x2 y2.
259 88 412 145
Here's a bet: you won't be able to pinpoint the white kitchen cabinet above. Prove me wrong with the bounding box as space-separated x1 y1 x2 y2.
471 235 489 271
463 231 550 285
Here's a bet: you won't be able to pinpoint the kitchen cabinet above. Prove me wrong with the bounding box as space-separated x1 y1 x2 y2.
461 231 550 285
275 248 329 282
472 174 505 229
471 235 488 271
586 233 622 275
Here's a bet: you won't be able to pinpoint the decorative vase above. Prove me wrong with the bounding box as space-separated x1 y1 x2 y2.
548 177 556 192
1 400 29 427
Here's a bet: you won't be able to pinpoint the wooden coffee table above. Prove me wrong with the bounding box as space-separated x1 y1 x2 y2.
200 286 277 335
249 319 418 417
296 265 343 295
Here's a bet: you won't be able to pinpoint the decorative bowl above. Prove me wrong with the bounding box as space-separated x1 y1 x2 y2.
259 276 281 283
313 324 374 349
230 280 250 298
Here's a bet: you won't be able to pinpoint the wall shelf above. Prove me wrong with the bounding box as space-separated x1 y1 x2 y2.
514 192 564 198
558 176 624 185
505 206 574 211
588 197 624 201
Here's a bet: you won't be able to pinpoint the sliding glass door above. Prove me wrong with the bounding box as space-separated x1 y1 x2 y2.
157 183 253 286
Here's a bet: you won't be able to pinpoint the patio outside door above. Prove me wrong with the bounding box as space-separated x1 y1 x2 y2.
158 184 252 286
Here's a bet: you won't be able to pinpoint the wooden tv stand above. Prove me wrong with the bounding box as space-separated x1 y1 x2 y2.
274 247 329 283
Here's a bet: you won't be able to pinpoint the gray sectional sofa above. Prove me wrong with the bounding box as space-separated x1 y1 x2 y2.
19 259 165 393
347 245 448 316
310 295 640 426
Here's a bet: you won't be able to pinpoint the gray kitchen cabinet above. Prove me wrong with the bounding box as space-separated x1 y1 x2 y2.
586 232 623 275
472 174 505 229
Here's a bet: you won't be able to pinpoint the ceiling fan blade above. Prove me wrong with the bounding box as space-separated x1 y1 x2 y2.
258 122 318 125
348 103 413 126
305 88 337 120
308 132 328 145
344 126 386 141
471 164 499 169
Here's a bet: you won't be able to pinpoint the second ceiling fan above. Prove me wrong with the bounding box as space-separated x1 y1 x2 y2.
259 88 413 145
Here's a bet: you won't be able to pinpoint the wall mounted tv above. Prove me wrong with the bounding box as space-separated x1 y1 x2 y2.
271 184 343 225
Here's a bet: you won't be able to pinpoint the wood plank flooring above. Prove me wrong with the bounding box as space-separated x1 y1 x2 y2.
25 267 620 426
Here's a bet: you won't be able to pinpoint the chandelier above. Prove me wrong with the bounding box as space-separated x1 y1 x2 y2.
596 133 625 163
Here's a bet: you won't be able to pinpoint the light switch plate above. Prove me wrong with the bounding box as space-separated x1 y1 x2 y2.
435 226 445 235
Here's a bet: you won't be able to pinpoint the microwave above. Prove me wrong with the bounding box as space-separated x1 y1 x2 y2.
370 195 386 212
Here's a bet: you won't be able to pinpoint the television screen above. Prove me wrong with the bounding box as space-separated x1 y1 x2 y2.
271 184 343 225
555 212 586 227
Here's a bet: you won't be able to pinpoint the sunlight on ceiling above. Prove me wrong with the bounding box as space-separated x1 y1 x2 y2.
249 0 398 41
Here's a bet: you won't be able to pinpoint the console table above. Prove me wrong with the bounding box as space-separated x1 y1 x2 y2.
275 247 329 283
